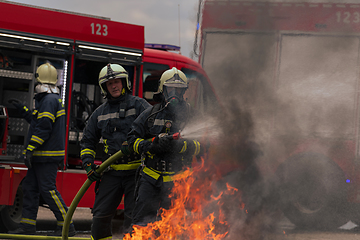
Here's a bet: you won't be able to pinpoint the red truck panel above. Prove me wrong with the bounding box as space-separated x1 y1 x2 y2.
0 1 144 50
0 165 27 205
56 171 123 209
56 171 96 208
0 166 11 204
0 167 124 209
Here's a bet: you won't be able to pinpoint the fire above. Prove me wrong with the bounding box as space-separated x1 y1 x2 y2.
124 158 241 240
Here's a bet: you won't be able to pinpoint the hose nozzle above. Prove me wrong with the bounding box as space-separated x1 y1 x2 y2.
152 132 181 142
171 132 181 140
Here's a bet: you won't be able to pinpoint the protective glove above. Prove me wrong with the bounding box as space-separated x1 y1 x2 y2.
172 139 203 156
120 141 131 155
8 98 24 110
172 140 187 153
84 162 101 182
147 135 172 155
158 136 172 150
24 151 33 169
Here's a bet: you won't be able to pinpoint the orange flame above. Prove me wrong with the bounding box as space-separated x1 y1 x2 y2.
226 182 238 195
124 158 240 240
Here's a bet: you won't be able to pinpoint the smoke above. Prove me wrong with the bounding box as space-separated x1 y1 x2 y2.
182 0 360 238
194 2 283 238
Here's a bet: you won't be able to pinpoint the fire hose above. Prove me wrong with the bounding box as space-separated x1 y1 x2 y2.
0 149 127 240
0 150 126 240
0 153 122 240
61 149 127 240
62 133 181 239
0 133 181 240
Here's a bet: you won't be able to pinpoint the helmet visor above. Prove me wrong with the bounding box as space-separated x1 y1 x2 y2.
164 86 186 101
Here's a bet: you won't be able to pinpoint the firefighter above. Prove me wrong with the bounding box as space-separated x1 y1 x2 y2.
80 63 151 239
127 67 205 227
7 63 76 236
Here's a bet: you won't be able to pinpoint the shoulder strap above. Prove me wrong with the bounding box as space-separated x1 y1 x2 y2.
119 94 131 118
147 103 161 129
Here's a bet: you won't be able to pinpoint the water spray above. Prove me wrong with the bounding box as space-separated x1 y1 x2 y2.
180 117 220 140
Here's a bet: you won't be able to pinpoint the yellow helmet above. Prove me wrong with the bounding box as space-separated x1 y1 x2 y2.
35 63 58 85
98 63 130 97
157 67 188 93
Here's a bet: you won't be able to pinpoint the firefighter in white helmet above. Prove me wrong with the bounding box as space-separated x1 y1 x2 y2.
127 67 205 228
8 62 76 236
34 62 60 94
80 63 151 239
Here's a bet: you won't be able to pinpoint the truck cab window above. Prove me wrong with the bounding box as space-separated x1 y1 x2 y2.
71 60 135 132
143 62 169 104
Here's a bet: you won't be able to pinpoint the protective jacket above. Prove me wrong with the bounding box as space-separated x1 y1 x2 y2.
23 92 66 163
80 93 150 173
128 101 203 183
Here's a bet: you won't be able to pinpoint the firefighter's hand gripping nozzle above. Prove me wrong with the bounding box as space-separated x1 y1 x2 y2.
152 132 181 142
147 132 181 155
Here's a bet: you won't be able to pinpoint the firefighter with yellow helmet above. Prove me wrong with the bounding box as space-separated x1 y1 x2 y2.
8 62 76 236
80 63 150 239
127 67 205 228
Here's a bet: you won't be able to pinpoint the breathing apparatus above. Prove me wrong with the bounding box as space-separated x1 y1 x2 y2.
154 67 188 107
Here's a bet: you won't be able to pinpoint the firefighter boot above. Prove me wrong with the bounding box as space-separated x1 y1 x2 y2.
8 227 36 235
92 216 113 240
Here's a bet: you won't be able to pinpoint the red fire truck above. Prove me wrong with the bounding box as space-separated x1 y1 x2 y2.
198 0 360 229
0 0 218 232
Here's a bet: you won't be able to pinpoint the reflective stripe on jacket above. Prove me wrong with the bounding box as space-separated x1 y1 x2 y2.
127 101 203 181
25 93 66 162
80 93 151 168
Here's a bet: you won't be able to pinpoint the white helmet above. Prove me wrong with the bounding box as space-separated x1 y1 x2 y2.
36 63 58 85
98 63 130 97
157 67 188 93
34 63 59 94
157 67 188 102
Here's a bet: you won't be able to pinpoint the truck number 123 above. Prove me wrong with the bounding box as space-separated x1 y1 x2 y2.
336 11 360 24
90 23 108 36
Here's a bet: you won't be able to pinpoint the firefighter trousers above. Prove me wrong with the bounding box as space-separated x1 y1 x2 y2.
91 171 136 239
131 175 173 226
20 161 69 230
